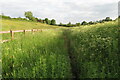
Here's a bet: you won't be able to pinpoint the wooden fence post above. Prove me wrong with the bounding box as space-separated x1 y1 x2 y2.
10 30 14 40
23 30 26 35
32 29 34 34
32 29 33 32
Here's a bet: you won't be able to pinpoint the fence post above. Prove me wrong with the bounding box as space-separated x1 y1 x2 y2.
23 30 26 35
32 29 34 34
10 30 14 40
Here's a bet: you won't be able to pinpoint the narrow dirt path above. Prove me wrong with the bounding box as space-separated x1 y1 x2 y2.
62 29 79 79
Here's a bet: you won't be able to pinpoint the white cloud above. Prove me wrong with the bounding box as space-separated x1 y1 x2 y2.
0 0 119 23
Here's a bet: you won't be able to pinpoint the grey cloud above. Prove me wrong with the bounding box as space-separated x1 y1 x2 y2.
118 1 120 16
0 0 118 24
61 2 118 23
93 3 118 17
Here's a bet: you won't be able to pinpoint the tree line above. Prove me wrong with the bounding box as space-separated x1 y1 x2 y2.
1 11 117 27
58 17 113 27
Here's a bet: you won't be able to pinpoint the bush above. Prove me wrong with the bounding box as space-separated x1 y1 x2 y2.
1 15 11 19
81 21 88 25
51 19 56 25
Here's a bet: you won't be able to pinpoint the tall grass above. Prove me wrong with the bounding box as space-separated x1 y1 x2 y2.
68 21 119 78
1 20 119 78
2 30 72 78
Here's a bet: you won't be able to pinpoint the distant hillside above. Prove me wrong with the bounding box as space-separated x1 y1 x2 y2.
0 17 118 31
1 19 60 31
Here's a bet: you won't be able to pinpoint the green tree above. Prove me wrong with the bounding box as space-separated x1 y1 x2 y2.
43 20 46 23
76 23 81 26
81 21 87 25
1 15 11 19
105 17 112 21
24 11 37 21
51 19 56 25
24 11 33 20
88 21 94 25
35 17 39 21
45 18 48 24
67 22 72 27
98 20 104 23
45 18 51 24
59 23 63 26
48 20 51 25
32 17 37 22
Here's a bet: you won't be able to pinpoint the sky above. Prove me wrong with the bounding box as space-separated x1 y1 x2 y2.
0 0 119 24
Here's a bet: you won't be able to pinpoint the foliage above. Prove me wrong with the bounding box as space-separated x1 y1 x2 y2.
76 23 81 26
66 22 72 27
67 21 119 78
0 15 11 19
45 18 51 24
81 21 88 25
24 11 37 21
59 23 63 26
2 30 72 78
51 19 56 25
24 11 33 20
1 13 115 27
104 17 112 21
88 21 95 25
2 21 119 78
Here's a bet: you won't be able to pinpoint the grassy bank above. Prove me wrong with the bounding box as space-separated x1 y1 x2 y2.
67 21 119 78
2 30 72 78
1 19 59 31
2 20 119 78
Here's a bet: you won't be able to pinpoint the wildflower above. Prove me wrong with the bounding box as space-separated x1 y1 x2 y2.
6 48 10 50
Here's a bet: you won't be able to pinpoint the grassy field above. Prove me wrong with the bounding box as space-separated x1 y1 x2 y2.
1 19 61 40
67 21 119 78
2 30 72 78
1 19 119 78
1 19 59 31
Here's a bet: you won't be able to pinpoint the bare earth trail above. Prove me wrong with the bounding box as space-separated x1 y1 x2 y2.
62 29 80 79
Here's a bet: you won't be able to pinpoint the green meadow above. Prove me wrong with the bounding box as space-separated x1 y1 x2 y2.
1 19 59 31
1 19 119 78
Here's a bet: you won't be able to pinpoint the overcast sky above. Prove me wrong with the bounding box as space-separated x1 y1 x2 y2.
0 0 119 23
